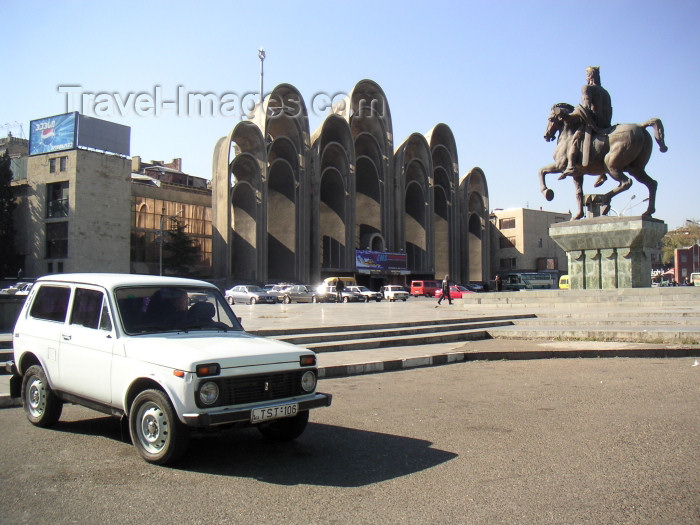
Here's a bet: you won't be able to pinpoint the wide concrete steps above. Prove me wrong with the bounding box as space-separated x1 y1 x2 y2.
254 315 534 352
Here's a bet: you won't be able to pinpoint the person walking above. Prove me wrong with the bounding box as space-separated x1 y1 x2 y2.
335 278 344 303
436 274 452 306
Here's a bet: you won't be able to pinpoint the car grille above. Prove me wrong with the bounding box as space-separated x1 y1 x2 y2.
206 370 308 407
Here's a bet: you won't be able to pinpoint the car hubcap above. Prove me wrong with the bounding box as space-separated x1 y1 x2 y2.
137 402 168 453
27 377 45 417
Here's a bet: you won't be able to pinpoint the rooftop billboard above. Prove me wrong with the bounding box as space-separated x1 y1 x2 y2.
29 112 130 156
29 112 77 155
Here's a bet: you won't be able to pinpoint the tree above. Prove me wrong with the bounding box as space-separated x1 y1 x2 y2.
0 151 19 278
661 219 700 265
162 219 199 276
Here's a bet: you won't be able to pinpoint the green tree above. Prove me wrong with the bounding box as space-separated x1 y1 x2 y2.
163 219 199 276
0 151 19 278
662 219 700 265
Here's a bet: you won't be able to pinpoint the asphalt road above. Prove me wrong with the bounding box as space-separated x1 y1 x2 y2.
1 358 698 524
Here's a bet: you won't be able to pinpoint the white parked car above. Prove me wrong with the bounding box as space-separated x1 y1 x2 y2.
8 274 331 465
346 285 382 302
381 285 409 302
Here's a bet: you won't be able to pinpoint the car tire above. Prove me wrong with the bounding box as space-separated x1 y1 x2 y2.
342 296 349 303
402 298 407 301
250 297 257 305
21 364 63 428
311 296 318 303
129 389 189 465
257 410 309 441
227 296 234 305
283 296 291 304
364 296 369 302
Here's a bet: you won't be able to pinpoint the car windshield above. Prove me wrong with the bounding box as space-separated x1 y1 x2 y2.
115 286 244 335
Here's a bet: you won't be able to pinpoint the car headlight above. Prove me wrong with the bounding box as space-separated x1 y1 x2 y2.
199 381 220 405
301 370 317 392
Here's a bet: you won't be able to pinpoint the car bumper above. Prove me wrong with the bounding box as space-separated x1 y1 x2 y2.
182 392 333 428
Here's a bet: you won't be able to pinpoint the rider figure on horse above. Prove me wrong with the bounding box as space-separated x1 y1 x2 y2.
562 66 613 187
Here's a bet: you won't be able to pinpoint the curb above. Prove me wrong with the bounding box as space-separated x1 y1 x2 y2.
318 346 700 379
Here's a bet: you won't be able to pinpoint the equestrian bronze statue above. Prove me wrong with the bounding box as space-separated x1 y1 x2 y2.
538 68 667 220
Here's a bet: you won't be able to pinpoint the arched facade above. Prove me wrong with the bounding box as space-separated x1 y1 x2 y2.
459 167 490 284
212 79 491 288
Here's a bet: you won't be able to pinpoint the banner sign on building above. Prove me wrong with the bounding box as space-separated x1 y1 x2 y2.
355 250 408 274
29 112 77 155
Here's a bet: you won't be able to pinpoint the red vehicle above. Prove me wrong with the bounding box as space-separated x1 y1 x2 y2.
410 280 440 297
434 285 473 299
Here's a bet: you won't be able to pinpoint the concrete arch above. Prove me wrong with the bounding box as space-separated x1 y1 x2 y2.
212 121 267 282
459 167 490 283
395 133 433 274
426 123 460 280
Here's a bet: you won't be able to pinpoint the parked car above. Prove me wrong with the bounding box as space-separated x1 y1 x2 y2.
267 283 294 302
463 282 485 293
381 285 409 302
315 285 362 303
409 280 440 297
434 285 473 299
8 273 331 465
346 285 382 302
225 285 277 305
0 282 33 295
281 285 319 303
559 275 570 290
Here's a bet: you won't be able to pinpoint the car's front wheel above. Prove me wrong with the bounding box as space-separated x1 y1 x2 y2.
342 296 349 303
250 297 257 305
257 410 309 441
311 296 318 303
21 364 63 427
129 389 189 465
283 296 291 304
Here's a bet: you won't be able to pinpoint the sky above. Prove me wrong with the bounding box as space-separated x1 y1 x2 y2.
3 0 698 229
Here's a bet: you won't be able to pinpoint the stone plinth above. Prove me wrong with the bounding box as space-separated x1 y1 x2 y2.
549 216 667 289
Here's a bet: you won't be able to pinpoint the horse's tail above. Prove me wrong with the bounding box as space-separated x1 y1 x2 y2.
642 118 668 153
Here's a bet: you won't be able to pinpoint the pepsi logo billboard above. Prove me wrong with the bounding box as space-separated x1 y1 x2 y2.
29 112 77 155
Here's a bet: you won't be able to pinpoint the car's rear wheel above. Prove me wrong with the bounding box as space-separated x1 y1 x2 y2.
129 389 189 465
311 296 318 303
227 296 234 305
21 364 63 427
257 410 309 441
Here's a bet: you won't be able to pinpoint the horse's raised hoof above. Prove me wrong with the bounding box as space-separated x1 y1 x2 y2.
544 188 554 201
593 174 607 188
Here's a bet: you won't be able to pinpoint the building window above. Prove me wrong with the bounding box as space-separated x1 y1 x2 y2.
537 257 558 270
500 257 517 270
49 158 56 173
59 156 67 171
47 181 69 218
46 222 68 259
499 217 515 229
499 236 516 249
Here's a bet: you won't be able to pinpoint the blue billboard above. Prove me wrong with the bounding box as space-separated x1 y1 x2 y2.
29 112 77 155
355 250 408 274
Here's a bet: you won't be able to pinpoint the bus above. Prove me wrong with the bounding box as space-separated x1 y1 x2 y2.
501 272 555 291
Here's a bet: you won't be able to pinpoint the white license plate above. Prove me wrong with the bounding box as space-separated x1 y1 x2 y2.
251 402 298 423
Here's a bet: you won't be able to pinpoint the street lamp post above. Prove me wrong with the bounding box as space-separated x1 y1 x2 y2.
159 207 184 276
258 47 265 106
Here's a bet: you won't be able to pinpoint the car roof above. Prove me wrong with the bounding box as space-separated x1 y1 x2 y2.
34 273 217 293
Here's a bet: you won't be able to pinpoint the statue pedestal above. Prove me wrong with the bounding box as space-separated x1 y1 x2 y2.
549 216 667 289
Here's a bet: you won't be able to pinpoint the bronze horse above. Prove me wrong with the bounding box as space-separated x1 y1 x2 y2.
538 103 667 219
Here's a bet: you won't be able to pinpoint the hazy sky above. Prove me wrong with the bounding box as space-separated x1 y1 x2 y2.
4 0 698 228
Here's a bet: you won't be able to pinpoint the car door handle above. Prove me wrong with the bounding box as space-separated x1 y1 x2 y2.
62 334 71 341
